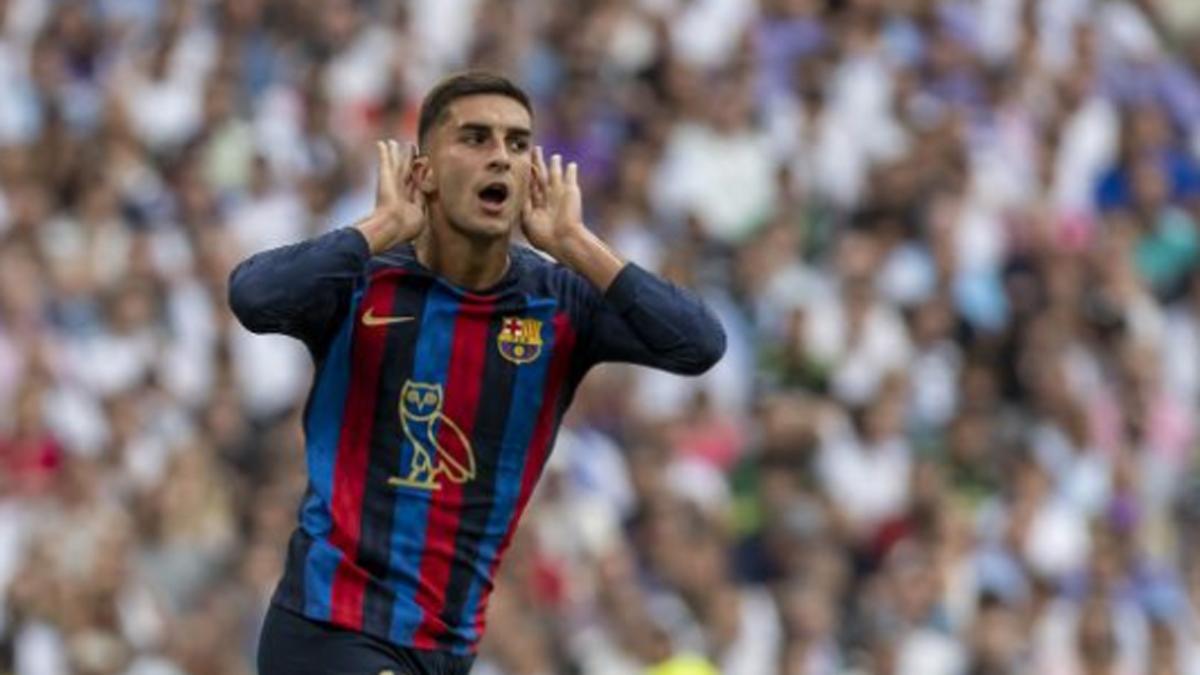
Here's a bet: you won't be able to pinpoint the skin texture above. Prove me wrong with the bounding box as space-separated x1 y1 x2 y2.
356 93 624 292
420 95 533 242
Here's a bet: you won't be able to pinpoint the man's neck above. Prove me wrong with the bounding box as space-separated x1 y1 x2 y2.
414 216 511 291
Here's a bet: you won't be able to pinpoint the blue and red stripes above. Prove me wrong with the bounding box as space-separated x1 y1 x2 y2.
299 273 398 623
410 297 495 648
297 296 354 619
386 284 462 644
295 279 580 653
466 311 577 643
327 274 397 627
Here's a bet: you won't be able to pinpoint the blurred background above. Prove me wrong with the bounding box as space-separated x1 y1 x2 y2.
1 0 1200 673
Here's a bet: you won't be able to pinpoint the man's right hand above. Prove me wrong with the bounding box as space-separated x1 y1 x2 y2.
355 140 425 255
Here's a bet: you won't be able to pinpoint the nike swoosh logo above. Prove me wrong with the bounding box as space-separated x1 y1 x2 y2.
362 307 416 327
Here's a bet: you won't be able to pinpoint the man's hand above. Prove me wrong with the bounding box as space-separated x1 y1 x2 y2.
522 147 585 259
523 146 624 291
356 140 425 255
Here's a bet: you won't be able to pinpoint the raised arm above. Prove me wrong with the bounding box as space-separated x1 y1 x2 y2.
580 262 726 374
522 147 725 374
228 140 426 351
227 227 368 348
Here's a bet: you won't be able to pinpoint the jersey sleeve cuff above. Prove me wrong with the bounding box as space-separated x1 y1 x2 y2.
339 226 373 262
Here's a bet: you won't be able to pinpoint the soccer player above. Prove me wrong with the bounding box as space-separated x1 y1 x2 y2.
231 71 725 674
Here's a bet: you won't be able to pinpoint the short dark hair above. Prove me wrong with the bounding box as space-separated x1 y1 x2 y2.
417 71 533 151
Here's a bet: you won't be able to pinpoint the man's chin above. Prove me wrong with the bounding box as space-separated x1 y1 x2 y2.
450 215 514 241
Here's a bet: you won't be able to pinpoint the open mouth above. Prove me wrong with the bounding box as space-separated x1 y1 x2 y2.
478 183 509 209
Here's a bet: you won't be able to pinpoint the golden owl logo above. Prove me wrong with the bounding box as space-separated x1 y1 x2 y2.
497 317 543 364
388 381 476 491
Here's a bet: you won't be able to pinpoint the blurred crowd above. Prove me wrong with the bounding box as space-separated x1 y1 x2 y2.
2 0 1200 673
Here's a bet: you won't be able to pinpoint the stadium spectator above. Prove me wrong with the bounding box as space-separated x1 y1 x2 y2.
1 0 1200 673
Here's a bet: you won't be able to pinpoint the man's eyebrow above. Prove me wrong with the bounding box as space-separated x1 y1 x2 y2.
455 122 532 136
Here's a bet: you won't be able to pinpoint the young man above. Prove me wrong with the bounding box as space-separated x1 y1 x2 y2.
231 72 725 674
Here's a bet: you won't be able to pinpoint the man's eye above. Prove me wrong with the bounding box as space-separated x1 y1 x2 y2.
464 134 486 145
509 139 530 153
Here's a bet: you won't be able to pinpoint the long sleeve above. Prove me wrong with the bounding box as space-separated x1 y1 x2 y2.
578 263 726 375
227 227 370 353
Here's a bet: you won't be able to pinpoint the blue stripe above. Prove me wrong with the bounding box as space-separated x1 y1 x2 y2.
387 284 460 644
299 289 362 620
457 297 559 644
303 538 348 619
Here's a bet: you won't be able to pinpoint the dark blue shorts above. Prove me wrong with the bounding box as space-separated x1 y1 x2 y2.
257 603 475 675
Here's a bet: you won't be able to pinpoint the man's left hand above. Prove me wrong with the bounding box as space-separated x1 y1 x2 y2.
522 147 584 259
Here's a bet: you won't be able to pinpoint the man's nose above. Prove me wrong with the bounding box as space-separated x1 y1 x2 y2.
487 141 511 171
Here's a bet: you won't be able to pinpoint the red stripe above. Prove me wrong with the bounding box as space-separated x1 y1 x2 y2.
411 298 495 648
327 273 399 629
472 312 576 635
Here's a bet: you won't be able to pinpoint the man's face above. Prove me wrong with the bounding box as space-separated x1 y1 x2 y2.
418 94 532 241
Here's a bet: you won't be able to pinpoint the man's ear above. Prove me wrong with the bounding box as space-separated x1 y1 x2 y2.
413 154 435 194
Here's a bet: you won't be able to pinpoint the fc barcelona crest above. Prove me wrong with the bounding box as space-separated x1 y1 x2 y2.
498 316 543 364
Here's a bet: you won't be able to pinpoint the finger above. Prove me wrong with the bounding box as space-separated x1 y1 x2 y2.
531 156 548 205
394 141 410 187
529 166 546 208
566 161 578 188
404 142 417 181
377 140 389 173
391 140 406 184
529 162 542 202
550 153 563 189
389 139 403 178
376 141 391 197
526 165 539 206
534 146 549 190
